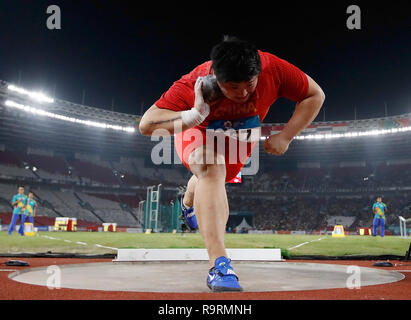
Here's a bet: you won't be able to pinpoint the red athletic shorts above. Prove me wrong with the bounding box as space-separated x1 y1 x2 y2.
174 128 256 182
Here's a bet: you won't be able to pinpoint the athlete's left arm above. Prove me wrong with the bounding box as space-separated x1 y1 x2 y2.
264 75 325 155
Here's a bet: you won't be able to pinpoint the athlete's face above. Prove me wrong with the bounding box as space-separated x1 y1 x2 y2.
28 193 33 199
217 76 258 104
18 187 24 194
377 197 382 203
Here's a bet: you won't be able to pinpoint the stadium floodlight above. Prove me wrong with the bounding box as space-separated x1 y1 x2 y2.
295 127 411 140
5 100 135 133
7 84 54 103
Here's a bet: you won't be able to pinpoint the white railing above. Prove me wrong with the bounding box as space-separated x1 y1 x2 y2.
399 216 411 238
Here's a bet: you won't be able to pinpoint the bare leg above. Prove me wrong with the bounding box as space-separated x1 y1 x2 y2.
183 175 197 208
189 146 230 268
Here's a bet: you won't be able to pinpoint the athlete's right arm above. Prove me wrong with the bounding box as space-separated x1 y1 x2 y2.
139 77 210 136
139 105 188 136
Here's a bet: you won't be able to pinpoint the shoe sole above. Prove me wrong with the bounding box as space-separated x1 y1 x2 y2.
207 282 243 292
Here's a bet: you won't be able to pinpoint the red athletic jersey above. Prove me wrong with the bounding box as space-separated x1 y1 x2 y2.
154 50 309 129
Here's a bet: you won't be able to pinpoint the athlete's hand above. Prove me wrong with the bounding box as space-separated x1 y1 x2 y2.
264 133 292 155
180 77 211 128
193 77 211 118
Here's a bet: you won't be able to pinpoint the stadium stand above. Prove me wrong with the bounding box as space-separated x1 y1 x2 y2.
69 160 120 185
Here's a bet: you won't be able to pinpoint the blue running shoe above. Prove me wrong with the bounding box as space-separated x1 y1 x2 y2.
207 256 243 292
180 197 198 230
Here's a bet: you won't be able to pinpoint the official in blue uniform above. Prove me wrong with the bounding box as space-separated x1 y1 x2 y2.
8 186 28 236
372 196 387 237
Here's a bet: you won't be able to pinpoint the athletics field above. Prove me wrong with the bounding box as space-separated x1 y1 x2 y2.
1 231 409 257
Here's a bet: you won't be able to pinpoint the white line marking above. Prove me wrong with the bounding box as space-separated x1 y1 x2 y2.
288 237 325 251
0 269 18 272
40 234 117 251
288 242 309 250
41 235 59 240
42 235 87 246
95 244 118 250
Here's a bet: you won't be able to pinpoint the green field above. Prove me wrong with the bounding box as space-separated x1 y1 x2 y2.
1 231 410 257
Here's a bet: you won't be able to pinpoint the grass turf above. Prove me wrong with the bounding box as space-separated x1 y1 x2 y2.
1 231 409 257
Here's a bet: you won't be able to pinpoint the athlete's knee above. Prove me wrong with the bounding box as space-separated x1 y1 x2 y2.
191 161 226 181
188 146 225 166
203 163 226 181
188 147 226 180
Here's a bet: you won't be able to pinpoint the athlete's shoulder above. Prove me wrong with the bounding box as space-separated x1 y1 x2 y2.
258 50 286 69
258 50 275 68
257 50 301 84
181 61 213 82
258 50 278 59
155 61 212 111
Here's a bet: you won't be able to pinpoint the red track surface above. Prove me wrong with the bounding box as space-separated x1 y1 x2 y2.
1 258 410 300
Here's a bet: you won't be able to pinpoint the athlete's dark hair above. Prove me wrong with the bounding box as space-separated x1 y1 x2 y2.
210 36 261 83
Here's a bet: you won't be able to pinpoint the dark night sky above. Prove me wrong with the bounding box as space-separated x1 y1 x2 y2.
0 1 410 123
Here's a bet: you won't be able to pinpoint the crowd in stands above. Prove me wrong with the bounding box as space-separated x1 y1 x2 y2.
222 163 411 232
227 193 411 232
240 163 411 193
228 195 328 231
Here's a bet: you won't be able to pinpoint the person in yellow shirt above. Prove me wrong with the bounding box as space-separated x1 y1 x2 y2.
23 192 37 225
